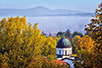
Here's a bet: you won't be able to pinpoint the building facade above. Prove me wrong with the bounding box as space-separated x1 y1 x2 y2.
56 37 74 68
56 37 72 59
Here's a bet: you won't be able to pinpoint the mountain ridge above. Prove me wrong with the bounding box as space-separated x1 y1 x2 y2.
0 6 93 16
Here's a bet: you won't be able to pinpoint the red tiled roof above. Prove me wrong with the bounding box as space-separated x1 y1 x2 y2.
56 60 67 64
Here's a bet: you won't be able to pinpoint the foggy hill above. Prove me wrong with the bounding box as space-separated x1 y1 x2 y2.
0 6 93 16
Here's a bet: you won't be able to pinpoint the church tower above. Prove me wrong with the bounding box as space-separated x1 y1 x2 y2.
56 37 73 59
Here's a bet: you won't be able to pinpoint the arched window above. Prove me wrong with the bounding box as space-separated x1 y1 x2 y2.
62 50 64 55
65 50 67 55
59 50 61 55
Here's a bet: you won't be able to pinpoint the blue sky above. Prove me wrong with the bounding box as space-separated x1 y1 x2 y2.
0 0 102 12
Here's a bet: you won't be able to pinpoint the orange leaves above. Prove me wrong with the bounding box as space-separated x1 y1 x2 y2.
1 63 8 68
98 4 101 8
85 28 88 31
96 15 99 18
99 49 101 52
95 9 98 13
101 3 102 6
88 23 92 26
92 25 96 28
92 15 95 18
98 3 102 8
96 9 98 12
99 19 102 22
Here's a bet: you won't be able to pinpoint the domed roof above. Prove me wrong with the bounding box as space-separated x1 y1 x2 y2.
56 37 72 48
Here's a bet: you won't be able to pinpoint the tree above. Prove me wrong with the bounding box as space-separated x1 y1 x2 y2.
41 31 46 36
56 31 65 38
72 31 83 38
49 33 52 37
0 16 44 67
27 57 69 68
56 29 71 39
0 16 63 68
85 3 102 67
72 35 81 54
41 37 57 60
65 29 71 39
74 35 95 67
74 3 102 68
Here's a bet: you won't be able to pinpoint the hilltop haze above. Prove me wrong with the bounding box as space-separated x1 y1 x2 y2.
0 6 92 34
0 6 93 16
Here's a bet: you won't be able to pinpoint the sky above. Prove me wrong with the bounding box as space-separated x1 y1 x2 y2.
0 0 102 33
0 0 102 12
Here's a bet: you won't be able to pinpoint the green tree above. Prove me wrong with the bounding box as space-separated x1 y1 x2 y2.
65 29 71 39
72 31 83 38
41 31 46 36
56 31 65 38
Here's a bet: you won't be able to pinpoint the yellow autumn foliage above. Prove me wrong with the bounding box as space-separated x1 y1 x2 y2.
74 35 95 68
0 16 63 68
75 2 102 68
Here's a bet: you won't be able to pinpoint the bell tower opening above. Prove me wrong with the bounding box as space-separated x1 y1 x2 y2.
65 50 67 55
59 50 61 55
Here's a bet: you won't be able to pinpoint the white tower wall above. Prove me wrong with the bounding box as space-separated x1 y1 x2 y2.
56 47 72 56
